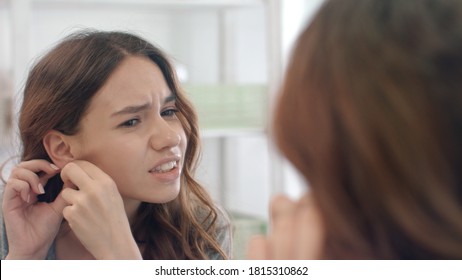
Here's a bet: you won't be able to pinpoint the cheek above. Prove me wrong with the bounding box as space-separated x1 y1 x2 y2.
173 120 188 152
75 137 132 173
178 128 188 165
181 131 188 152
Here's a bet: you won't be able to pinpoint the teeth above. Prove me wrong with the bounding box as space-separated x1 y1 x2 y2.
154 161 177 173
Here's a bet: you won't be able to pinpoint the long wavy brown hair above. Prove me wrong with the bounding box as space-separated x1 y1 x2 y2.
19 30 229 259
274 0 462 259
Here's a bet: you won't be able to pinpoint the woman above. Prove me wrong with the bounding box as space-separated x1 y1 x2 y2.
250 0 462 259
1 30 231 259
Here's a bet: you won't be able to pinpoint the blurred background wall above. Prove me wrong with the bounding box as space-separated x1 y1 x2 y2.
0 0 324 258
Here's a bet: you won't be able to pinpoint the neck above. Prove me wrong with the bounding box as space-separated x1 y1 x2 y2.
123 198 142 225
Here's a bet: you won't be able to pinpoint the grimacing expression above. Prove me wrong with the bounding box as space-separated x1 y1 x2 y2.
68 55 187 211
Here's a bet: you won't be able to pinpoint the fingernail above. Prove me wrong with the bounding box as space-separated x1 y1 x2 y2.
38 183 45 194
50 164 60 170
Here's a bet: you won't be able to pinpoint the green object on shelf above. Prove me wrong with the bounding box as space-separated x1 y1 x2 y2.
183 84 268 130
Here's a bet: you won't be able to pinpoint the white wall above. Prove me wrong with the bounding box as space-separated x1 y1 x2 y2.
30 7 173 63
281 0 324 67
169 10 220 84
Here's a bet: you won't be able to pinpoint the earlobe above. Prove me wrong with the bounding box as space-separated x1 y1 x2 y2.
43 130 75 168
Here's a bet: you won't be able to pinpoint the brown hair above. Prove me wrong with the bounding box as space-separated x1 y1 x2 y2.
275 0 462 259
20 30 229 259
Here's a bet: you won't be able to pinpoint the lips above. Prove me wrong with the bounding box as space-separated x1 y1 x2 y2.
149 155 181 173
149 156 181 183
152 160 177 173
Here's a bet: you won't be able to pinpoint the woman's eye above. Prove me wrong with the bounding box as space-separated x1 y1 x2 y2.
161 108 179 117
120 118 140 127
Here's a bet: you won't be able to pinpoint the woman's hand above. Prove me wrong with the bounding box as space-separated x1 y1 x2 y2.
247 193 324 259
2 159 65 259
60 160 142 259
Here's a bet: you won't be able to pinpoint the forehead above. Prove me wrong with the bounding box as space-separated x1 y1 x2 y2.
87 56 171 112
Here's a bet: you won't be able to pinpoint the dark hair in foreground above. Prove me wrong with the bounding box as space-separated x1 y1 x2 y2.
20 30 229 259
274 0 462 259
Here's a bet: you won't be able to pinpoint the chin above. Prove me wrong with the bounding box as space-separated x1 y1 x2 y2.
147 187 181 204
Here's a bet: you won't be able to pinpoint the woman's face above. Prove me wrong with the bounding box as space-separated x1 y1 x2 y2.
69 55 187 210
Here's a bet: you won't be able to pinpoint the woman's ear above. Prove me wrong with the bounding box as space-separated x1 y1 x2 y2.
43 130 76 168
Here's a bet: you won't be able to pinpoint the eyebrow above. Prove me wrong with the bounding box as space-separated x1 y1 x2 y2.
164 94 176 104
110 94 176 117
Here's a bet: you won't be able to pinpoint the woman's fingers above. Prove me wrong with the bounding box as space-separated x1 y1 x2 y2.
60 187 80 205
70 160 109 181
17 159 60 174
60 161 111 191
292 194 324 259
246 193 324 260
10 160 60 195
245 195 298 260
37 165 61 188
47 193 68 219
247 235 269 259
9 167 43 196
269 194 297 259
60 162 93 191
4 178 31 203
60 188 79 226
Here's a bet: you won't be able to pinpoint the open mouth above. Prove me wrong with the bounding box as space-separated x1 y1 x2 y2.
150 160 178 173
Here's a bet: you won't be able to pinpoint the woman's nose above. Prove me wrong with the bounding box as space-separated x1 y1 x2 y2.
149 119 181 151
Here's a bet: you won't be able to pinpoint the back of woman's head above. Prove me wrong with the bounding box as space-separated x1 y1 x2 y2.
275 0 462 259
